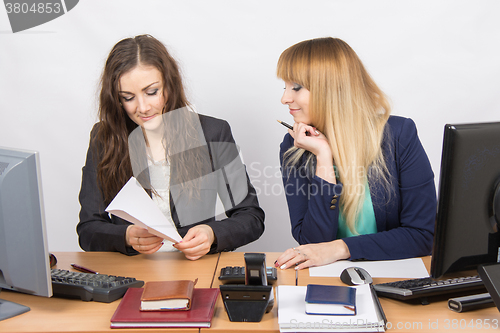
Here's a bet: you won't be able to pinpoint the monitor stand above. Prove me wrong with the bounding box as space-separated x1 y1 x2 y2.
0 290 30 321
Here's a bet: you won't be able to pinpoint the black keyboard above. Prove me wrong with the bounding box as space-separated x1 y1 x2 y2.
373 275 485 301
51 269 144 303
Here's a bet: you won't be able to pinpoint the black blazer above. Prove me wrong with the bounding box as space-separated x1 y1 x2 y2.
77 114 265 255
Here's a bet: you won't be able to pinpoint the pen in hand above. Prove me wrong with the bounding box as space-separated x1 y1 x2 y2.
71 263 99 274
277 119 316 136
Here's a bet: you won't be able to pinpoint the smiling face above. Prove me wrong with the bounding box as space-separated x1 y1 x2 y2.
281 81 311 125
118 65 167 131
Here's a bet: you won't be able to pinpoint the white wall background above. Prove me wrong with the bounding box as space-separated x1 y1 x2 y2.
0 0 499 253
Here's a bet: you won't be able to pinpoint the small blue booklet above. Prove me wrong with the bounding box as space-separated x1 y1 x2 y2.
305 284 356 315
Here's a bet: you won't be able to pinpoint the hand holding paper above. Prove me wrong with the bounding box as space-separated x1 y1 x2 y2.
126 226 164 254
174 225 215 260
106 177 182 244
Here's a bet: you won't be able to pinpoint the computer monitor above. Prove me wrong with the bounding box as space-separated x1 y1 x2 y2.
430 122 500 278
0 147 52 319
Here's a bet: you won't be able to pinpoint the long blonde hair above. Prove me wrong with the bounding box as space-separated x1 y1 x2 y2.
277 37 391 234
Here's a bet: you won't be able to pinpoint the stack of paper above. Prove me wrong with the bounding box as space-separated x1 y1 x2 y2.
309 258 429 278
278 284 385 332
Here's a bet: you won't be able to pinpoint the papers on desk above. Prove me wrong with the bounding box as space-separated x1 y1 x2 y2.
105 177 182 244
309 258 429 279
278 284 385 332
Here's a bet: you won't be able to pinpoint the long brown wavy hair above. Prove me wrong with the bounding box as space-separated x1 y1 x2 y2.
95 34 192 203
277 37 392 235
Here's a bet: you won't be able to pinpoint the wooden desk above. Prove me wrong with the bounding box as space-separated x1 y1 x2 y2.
299 257 500 332
0 251 220 333
204 252 295 333
1 252 499 333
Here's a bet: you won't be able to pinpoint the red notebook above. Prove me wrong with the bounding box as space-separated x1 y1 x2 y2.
110 287 219 328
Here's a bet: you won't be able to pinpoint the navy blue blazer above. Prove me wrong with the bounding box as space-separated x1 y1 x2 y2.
280 116 436 260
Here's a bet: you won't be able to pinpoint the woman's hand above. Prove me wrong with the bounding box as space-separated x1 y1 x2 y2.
289 122 330 157
290 122 336 184
275 240 351 270
126 225 164 254
173 224 215 260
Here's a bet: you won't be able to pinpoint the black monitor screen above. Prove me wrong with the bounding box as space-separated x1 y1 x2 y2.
431 122 500 278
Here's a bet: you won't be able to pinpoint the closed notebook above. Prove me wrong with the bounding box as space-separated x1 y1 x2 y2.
111 287 219 328
305 284 356 315
140 279 196 311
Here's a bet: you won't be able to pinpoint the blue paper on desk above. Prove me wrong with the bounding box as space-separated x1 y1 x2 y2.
305 284 356 315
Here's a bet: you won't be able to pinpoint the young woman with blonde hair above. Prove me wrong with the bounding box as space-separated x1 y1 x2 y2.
275 37 436 270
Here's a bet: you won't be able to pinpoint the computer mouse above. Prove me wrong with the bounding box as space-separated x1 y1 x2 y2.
340 266 373 285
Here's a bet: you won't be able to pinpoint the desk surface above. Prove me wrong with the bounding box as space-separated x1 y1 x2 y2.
0 252 219 333
1 252 499 333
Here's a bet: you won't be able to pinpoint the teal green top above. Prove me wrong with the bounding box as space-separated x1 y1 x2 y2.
337 182 377 238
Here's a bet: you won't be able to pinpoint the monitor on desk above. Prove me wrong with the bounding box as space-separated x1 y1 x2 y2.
0 147 52 319
430 122 500 278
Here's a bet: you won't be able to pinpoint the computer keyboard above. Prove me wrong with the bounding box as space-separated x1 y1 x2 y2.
373 275 485 302
51 269 144 303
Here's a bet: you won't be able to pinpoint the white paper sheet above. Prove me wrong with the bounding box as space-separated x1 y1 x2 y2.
105 177 182 244
309 258 429 278
278 284 385 332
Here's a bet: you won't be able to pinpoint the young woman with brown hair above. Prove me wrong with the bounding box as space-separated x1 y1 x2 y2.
77 35 264 260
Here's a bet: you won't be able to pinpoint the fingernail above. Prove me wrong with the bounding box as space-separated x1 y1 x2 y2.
274 260 279 267
280 264 286 270
315 130 319 135
295 266 299 270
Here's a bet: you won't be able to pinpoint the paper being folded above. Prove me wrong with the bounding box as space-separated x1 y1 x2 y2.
105 177 182 244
